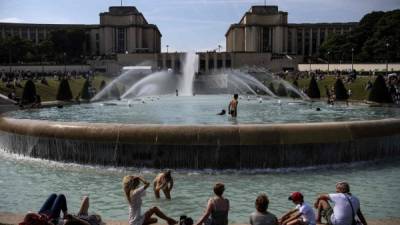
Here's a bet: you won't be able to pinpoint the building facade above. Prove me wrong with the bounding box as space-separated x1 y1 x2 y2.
0 6 161 55
226 6 357 56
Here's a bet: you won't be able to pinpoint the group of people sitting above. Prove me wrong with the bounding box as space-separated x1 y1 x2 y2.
19 171 367 225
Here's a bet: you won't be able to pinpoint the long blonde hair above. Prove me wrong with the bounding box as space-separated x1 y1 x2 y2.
122 175 139 203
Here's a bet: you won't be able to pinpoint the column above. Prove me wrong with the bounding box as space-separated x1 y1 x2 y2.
309 28 312 55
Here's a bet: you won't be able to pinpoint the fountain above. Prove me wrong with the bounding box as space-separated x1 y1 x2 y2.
1 54 400 222
0 53 400 169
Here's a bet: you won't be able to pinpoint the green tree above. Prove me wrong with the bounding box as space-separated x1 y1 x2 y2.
307 76 320 98
80 79 91 100
268 83 276 94
334 78 349 100
276 83 288 97
368 75 393 103
56 79 73 101
99 80 107 91
21 80 37 104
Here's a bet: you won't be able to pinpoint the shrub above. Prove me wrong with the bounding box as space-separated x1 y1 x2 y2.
268 83 276 94
276 83 288 97
334 78 349 100
368 75 393 103
99 80 106 91
80 79 91 100
56 79 73 101
21 80 37 104
307 75 320 98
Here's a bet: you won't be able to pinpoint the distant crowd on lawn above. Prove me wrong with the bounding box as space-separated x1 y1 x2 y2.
19 171 368 225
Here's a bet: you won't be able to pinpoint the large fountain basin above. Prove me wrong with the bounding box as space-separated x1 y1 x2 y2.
0 116 399 168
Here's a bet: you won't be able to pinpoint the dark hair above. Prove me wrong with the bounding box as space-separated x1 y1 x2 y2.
255 194 269 212
234 94 238 99
213 183 225 196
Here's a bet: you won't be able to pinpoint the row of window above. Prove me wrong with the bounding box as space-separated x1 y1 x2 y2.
0 27 47 42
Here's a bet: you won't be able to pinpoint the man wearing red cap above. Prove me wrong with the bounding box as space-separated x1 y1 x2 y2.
279 192 316 225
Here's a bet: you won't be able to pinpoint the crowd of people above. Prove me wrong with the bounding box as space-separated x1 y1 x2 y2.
19 170 368 225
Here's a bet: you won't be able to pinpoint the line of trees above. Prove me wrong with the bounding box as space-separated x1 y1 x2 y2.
319 9 400 63
0 28 88 65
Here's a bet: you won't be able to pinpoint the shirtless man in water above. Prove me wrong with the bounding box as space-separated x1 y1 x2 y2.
153 170 174 199
228 94 239 117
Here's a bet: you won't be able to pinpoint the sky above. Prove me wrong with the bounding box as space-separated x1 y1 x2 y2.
0 0 399 52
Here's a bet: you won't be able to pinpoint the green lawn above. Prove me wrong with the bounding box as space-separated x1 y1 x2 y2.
295 75 374 100
0 74 375 102
0 74 111 102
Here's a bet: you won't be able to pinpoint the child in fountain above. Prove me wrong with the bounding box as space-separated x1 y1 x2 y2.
279 192 316 225
123 175 177 225
228 94 239 117
153 170 174 199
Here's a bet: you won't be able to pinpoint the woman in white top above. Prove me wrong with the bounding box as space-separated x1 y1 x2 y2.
123 175 177 225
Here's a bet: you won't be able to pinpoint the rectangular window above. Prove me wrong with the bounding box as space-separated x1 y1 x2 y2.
117 28 125 53
225 59 231 68
200 59 205 71
30 29 36 42
217 59 223 69
262 27 270 52
38 29 45 42
208 59 214 70
297 29 303 55
21 28 28 39
287 30 292 53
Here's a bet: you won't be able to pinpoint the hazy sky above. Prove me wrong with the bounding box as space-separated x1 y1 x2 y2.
0 0 399 52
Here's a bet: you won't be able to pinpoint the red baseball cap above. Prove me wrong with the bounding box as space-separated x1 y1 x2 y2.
288 192 303 202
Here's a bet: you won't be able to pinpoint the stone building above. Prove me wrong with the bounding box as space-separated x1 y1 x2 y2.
0 6 161 55
226 6 357 56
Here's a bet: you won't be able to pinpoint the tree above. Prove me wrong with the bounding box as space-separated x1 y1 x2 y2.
109 84 120 99
307 76 320 98
334 78 349 100
319 10 400 62
56 79 73 101
21 80 37 104
276 83 288 97
368 75 393 103
99 80 107 91
268 83 276 94
80 79 91 100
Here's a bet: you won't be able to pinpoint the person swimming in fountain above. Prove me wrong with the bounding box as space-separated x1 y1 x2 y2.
228 94 239 117
153 170 174 200
217 109 226 115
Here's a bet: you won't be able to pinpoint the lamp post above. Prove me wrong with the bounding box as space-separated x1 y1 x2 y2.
386 42 389 76
327 51 330 75
218 45 222 53
351 48 354 71
166 45 169 53
63 52 66 75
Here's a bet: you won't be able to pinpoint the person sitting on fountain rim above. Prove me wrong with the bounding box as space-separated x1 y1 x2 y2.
249 194 278 225
19 193 68 225
64 196 103 225
123 175 177 225
153 170 174 199
279 192 316 225
314 181 367 225
228 94 239 117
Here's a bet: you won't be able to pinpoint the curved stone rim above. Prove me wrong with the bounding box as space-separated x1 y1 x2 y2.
1 116 399 145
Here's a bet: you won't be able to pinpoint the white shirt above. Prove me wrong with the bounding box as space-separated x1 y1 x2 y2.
295 202 316 225
128 186 146 225
329 193 360 225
